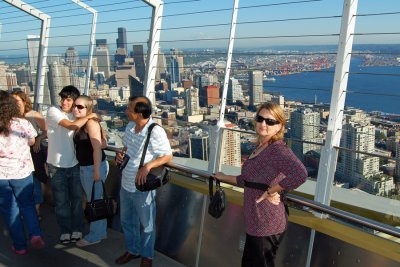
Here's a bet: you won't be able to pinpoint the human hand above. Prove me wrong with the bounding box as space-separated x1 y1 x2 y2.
115 151 124 164
93 172 101 182
213 172 225 182
256 191 281 205
33 140 41 153
135 165 150 185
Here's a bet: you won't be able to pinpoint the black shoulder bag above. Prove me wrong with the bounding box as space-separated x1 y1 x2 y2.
135 123 170 192
84 181 117 222
208 177 226 218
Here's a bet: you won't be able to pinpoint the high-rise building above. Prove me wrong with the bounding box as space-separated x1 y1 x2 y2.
395 142 400 179
200 85 219 107
185 87 200 116
114 48 127 66
115 65 136 87
15 66 31 87
0 62 7 91
116 27 127 50
248 70 263 109
132 45 146 82
48 61 70 104
96 47 111 79
168 48 184 85
290 108 321 161
96 39 107 47
65 47 80 75
227 77 244 104
189 132 209 161
336 110 380 187
221 122 241 167
27 35 40 72
156 49 166 80
6 72 17 90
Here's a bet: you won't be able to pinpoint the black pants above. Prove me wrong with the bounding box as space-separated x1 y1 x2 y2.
242 232 285 267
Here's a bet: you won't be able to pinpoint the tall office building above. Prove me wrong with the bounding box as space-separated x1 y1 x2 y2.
15 66 31 86
185 87 200 116
336 110 380 187
65 47 80 75
199 85 219 107
132 45 146 82
0 62 7 91
227 77 244 104
96 39 107 47
115 65 136 87
189 132 209 161
168 48 184 85
6 72 17 90
290 108 321 161
96 47 111 79
48 61 70 104
395 142 400 179
221 122 241 167
27 35 40 72
156 48 167 80
116 27 127 50
114 48 127 66
248 70 263 109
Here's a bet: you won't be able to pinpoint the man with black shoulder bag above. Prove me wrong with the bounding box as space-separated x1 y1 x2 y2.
115 96 172 267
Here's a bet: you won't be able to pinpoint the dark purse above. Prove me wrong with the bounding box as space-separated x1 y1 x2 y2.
84 181 117 222
208 177 226 218
135 123 170 192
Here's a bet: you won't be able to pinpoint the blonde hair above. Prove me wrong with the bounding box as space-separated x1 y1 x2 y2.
75 95 94 114
255 102 286 144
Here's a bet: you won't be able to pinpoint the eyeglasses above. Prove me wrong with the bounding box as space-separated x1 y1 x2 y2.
255 115 280 126
73 104 86 110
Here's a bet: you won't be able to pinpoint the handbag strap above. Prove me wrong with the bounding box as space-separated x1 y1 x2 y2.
90 180 108 202
139 123 158 169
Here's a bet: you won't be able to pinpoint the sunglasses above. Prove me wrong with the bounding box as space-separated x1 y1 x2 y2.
255 115 280 126
74 104 86 110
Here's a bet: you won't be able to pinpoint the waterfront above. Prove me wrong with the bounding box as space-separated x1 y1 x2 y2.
264 57 400 114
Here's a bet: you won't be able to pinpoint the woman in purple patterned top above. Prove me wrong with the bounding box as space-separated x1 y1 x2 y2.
214 102 307 267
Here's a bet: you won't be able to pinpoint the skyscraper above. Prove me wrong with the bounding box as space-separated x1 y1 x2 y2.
221 122 241 167
65 47 80 75
132 44 146 82
248 70 263 109
227 77 244 104
336 109 380 187
0 62 7 91
168 48 184 85
156 48 166 80
189 132 209 161
27 35 40 72
185 87 200 116
96 47 111 79
290 108 321 161
116 27 127 50
48 61 70 104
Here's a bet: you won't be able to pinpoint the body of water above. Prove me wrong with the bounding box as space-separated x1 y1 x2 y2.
264 57 400 114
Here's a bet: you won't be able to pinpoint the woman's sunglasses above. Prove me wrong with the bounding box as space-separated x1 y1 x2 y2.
255 115 280 126
74 104 86 110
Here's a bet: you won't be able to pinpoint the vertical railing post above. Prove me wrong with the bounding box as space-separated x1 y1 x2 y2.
306 1 359 267
208 0 240 175
142 0 164 105
3 0 51 111
72 0 97 96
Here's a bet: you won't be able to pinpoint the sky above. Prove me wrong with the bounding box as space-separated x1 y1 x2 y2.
1 0 400 56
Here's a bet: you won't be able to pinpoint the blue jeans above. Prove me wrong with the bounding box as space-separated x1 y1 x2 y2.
33 176 43 205
48 164 84 234
0 174 42 250
120 187 156 259
80 160 109 242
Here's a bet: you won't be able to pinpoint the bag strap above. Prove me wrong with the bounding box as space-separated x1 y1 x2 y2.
139 123 158 169
90 180 108 203
209 176 221 200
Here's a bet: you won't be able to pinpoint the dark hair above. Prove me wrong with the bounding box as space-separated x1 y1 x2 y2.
11 91 32 114
59 85 80 100
0 91 22 136
129 96 152 119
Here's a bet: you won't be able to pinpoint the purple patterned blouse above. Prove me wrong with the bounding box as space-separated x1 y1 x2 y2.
236 140 307 236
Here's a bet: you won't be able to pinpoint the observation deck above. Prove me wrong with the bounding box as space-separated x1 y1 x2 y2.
0 0 399 266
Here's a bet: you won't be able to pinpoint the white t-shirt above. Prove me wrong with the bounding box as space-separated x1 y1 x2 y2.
46 106 78 168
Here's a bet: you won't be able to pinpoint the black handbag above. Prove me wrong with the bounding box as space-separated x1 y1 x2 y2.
208 177 226 218
135 123 170 192
84 181 116 223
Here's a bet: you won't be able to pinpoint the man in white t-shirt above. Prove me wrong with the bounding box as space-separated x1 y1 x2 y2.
46 85 97 244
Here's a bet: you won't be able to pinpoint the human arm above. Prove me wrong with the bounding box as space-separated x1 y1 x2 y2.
86 119 103 182
135 154 173 185
32 111 47 153
213 172 238 185
59 112 98 131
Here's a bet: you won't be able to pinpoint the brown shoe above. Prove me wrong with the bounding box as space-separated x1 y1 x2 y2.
115 251 140 265
140 257 153 267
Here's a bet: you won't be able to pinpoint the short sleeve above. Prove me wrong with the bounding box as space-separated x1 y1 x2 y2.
149 125 172 157
46 106 64 129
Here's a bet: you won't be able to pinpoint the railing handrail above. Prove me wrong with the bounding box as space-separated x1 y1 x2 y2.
164 160 400 239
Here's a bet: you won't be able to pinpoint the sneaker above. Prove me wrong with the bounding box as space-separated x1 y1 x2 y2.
30 236 45 249
76 238 101 247
60 233 71 244
71 232 82 242
12 246 27 255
